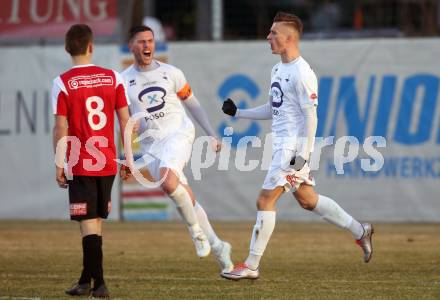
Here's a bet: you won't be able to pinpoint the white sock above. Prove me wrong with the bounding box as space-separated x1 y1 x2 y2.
194 202 222 249
169 185 201 237
313 195 364 239
348 218 365 240
245 211 276 270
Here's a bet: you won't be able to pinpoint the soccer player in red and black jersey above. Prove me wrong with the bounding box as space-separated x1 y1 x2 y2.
52 24 130 298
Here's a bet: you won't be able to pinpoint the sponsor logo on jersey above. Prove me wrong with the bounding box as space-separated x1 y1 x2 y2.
271 81 284 108
70 203 87 216
68 74 114 90
129 79 136 86
138 86 166 112
142 81 157 86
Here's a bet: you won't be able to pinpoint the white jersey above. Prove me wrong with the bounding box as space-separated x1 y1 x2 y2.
269 56 318 151
122 61 195 145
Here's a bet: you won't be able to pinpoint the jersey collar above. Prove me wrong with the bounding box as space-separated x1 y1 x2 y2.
71 64 95 69
282 56 301 66
134 60 161 72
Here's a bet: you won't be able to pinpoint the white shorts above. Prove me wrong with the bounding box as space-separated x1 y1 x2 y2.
262 148 315 192
139 130 194 185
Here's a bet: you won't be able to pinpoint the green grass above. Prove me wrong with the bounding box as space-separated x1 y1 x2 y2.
0 221 439 299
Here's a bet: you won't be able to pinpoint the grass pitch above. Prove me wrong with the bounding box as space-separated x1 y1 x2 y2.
0 221 439 299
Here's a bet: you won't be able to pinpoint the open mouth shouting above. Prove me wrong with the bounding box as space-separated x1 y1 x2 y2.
143 50 152 58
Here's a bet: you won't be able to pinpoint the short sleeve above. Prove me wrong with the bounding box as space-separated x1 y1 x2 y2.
51 76 68 116
297 68 318 109
113 70 130 109
174 68 193 100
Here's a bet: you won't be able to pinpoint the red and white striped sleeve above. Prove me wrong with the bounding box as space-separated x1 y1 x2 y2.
51 76 69 116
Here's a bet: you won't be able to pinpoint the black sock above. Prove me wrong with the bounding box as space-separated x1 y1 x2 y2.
78 236 92 284
93 235 105 289
81 234 105 289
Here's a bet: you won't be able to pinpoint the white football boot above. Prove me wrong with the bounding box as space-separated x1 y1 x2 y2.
193 232 211 258
221 263 259 281
356 223 374 263
212 241 234 273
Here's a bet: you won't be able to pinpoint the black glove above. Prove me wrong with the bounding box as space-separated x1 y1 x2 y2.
222 98 237 116
290 155 307 171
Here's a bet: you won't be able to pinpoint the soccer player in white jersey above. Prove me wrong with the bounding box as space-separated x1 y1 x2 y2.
220 12 374 280
122 25 233 274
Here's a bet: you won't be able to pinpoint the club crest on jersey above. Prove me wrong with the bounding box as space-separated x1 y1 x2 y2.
138 86 166 113
310 93 318 101
271 82 284 108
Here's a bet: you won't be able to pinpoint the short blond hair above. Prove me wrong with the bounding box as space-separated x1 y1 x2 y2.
273 12 303 36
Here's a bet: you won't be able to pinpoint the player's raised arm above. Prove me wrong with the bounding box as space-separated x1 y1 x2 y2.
183 95 221 152
222 97 272 120
173 66 221 151
183 95 217 137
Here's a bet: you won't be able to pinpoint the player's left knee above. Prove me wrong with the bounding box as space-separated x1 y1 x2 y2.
161 178 178 195
295 193 318 211
294 186 318 211
256 193 275 210
298 199 315 211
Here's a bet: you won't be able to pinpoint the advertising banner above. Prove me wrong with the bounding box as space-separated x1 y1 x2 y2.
0 38 439 221
0 0 117 39
168 39 440 222
0 45 120 219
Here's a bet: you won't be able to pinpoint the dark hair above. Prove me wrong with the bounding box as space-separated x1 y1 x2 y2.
65 24 93 56
129 25 154 40
273 12 303 36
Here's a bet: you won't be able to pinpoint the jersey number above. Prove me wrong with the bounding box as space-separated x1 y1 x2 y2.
86 96 107 130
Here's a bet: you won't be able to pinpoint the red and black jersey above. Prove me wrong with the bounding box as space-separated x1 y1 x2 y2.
52 64 129 176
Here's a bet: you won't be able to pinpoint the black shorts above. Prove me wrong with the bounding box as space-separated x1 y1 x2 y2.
68 175 115 221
